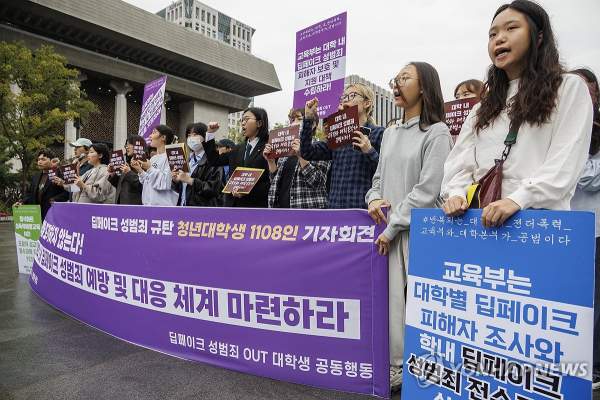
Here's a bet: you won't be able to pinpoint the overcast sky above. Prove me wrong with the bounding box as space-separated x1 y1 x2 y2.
123 0 600 125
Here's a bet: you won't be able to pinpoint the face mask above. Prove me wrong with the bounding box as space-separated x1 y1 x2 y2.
187 136 204 153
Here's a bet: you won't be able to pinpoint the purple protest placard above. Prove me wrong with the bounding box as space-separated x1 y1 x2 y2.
138 75 167 142
293 12 347 119
29 203 390 398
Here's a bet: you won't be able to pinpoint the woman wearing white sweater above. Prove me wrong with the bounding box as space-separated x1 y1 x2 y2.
132 125 179 206
442 0 593 227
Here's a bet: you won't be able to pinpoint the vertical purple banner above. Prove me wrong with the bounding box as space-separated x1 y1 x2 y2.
293 12 347 119
29 203 390 398
138 75 167 142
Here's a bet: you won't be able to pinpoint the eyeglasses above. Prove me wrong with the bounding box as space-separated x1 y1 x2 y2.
389 76 419 89
339 92 364 104
241 117 256 124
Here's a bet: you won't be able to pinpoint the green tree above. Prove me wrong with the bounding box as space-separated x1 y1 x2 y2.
0 42 96 197
227 126 244 145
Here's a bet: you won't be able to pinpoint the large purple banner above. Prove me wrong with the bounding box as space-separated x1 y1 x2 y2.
138 75 167 142
293 12 347 119
29 203 390 398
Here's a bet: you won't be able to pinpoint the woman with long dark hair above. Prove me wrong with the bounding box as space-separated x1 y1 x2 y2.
442 0 593 228
366 62 452 391
203 107 270 208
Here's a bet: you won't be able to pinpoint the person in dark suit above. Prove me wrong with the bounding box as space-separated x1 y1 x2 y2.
204 107 270 208
108 135 146 205
172 122 223 207
16 148 69 220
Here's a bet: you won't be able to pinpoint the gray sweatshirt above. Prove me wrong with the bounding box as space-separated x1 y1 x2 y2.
366 117 452 240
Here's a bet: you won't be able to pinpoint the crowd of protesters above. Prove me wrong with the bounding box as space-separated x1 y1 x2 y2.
13 0 600 392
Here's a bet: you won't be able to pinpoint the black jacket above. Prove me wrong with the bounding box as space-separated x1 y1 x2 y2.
23 170 69 220
172 156 223 207
204 138 269 208
108 168 143 205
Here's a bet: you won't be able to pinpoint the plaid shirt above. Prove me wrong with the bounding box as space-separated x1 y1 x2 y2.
300 118 384 209
268 156 330 208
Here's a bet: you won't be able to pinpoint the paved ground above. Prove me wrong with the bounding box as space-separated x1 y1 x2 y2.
0 222 400 400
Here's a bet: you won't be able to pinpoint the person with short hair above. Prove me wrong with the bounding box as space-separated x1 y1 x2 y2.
54 143 115 204
132 125 179 206
172 123 223 207
69 137 93 176
15 148 68 220
108 135 146 205
216 138 236 183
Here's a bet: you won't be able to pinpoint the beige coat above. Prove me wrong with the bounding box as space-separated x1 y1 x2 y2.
73 164 116 204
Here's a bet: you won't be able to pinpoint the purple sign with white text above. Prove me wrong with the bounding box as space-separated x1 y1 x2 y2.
29 203 390 398
138 75 167 142
293 12 347 119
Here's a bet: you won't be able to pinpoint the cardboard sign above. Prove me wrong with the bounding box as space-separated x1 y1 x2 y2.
60 164 77 184
444 97 479 136
48 168 57 181
324 105 359 149
403 209 595 400
132 138 147 161
222 167 264 194
12 204 41 275
293 12 347 119
267 125 300 159
109 150 126 172
165 143 189 172
138 75 167 142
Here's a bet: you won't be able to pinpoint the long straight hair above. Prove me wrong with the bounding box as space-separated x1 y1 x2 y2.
475 0 563 132
407 62 445 132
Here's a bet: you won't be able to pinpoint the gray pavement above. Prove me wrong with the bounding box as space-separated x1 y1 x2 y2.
0 222 396 400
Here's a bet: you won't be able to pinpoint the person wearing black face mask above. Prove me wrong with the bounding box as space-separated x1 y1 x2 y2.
171 122 223 207
108 135 146 205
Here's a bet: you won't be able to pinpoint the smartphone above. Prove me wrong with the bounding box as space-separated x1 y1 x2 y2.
353 126 372 151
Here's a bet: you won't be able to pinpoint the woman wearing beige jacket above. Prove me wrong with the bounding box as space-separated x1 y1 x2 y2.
54 143 116 204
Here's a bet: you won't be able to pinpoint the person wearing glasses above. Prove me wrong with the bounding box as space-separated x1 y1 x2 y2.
300 83 384 209
366 62 452 391
204 107 270 208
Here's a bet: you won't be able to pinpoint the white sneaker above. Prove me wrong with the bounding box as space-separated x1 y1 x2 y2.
390 365 403 392
593 374 600 391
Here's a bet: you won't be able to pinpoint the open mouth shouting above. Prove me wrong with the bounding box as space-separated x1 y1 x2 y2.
494 46 511 63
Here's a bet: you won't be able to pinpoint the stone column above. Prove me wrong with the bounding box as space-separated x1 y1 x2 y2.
110 80 133 150
64 72 87 160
